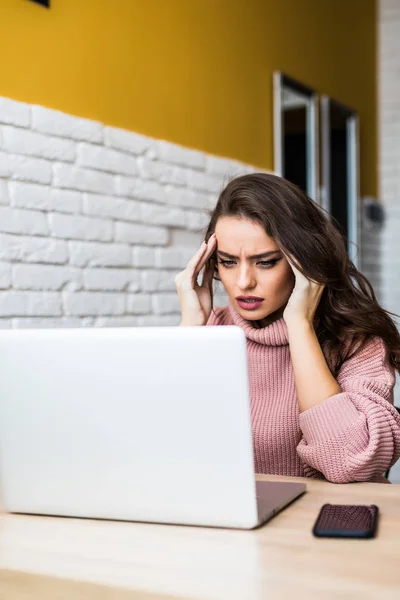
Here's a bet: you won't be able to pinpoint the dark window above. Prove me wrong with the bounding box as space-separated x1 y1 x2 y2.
283 106 307 193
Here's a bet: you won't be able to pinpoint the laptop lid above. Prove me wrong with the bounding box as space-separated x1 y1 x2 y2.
0 326 259 529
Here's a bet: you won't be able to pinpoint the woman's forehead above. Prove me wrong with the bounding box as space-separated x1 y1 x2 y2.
215 217 278 252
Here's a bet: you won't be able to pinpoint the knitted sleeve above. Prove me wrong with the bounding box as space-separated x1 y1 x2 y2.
296 338 400 483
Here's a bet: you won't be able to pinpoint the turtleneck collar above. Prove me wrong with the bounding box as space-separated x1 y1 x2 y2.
228 304 289 346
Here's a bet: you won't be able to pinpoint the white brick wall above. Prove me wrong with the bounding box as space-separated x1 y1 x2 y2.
1 126 76 162
32 106 103 143
0 152 52 184
78 143 138 176
360 205 382 302
13 264 82 291
49 212 113 242
379 0 400 481
0 96 251 329
10 182 81 213
83 268 139 292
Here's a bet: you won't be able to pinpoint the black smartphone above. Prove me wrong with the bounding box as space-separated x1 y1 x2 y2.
312 504 379 539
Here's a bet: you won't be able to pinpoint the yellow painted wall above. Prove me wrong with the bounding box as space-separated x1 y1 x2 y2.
0 0 376 195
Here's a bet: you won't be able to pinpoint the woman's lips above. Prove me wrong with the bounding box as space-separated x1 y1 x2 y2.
236 298 264 311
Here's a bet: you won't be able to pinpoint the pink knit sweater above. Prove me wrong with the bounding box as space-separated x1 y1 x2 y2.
207 305 400 483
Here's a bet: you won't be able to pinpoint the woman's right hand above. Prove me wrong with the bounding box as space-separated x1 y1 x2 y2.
175 234 217 326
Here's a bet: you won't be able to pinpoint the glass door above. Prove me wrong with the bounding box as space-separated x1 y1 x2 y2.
321 97 360 266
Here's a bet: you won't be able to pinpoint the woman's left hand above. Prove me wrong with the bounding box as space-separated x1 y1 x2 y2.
283 255 325 327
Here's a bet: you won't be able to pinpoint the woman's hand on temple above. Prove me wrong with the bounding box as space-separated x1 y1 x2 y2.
175 234 217 326
283 255 325 328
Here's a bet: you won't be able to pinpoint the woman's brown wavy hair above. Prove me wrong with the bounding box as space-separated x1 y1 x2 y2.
204 173 400 377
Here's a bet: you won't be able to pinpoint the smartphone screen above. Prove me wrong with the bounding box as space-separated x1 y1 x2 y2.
312 504 379 539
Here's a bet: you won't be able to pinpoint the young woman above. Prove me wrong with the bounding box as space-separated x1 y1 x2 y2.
175 173 400 483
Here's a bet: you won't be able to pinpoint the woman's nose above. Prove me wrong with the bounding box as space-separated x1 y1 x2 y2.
237 266 256 290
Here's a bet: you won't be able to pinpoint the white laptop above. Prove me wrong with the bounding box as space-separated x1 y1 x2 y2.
0 326 305 529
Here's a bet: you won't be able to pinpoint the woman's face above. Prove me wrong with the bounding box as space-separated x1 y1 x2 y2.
214 217 294 324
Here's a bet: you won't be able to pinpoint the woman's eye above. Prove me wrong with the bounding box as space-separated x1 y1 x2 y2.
218 258 281 269
218 260 236 268
257 259 279 268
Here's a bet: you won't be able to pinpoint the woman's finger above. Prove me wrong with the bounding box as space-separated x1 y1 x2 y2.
186 234 216 278
186 241 208 274
175 242 208 290
194 235 217 279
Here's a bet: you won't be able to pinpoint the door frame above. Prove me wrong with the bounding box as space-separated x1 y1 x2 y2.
273 71 319 202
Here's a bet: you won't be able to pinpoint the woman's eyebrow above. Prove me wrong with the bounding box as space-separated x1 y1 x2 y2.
217 250 281 260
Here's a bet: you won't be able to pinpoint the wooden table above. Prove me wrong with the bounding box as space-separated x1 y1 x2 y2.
1 474 400 600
